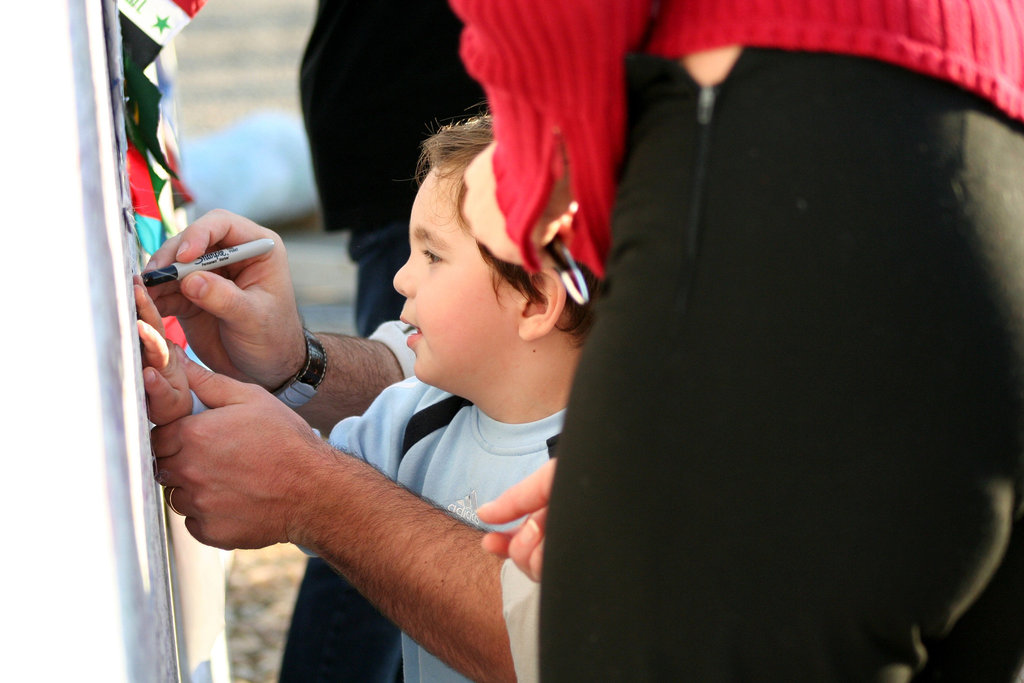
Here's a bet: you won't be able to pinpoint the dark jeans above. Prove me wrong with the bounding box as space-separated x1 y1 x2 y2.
279 220 409 682
348 220 411 338
279 557 403 683
542 49 1024 681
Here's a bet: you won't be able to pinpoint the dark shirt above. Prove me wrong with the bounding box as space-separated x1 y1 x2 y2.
300 0 484 233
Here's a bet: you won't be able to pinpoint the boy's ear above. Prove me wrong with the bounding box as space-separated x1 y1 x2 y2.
518 269 568 342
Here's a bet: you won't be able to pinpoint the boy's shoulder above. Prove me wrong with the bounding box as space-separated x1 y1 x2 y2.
328 377 470 472
373 377 464 417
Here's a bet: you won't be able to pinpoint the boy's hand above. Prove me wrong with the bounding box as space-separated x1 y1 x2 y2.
150 358 328 549
135 278 192 425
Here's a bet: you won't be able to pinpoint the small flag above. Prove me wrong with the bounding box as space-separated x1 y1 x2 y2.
128 141 173 256
162 315 188 350
118 0 206 68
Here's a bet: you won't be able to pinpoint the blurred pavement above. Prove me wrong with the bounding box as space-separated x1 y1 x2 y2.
172 0 358 337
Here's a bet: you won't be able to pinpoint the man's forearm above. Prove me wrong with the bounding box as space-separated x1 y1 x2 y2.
296 333 404 432
291 450 516 683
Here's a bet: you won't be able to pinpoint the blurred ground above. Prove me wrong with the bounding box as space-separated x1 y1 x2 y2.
171 2 347 681
221 544 308 683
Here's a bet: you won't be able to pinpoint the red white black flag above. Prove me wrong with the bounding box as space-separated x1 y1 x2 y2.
118 0 206 68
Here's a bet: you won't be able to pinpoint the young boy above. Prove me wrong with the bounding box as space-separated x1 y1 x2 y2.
140 115 597 683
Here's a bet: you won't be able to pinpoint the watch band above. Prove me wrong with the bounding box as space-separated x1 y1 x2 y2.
274 329 327 409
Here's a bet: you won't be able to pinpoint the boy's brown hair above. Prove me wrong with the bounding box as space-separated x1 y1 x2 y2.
417 115 598 344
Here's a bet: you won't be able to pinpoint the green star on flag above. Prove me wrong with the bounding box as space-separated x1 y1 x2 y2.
118 0 205 67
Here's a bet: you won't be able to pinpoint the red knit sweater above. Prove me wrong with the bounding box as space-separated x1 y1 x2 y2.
449 0 1024 275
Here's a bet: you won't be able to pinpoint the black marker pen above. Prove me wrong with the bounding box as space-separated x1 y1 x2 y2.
142 238 275 286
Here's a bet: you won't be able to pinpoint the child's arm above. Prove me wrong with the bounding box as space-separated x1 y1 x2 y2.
135 277 192 425
477 457 556 583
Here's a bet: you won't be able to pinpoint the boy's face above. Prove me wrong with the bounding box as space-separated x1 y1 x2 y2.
394 171 522 396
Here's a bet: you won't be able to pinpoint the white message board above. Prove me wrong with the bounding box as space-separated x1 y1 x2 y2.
0 2 182 680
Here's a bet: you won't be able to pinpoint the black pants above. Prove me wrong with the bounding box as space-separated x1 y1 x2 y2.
542 49 1024 681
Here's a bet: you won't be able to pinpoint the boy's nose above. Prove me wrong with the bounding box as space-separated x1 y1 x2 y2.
393 259 412 298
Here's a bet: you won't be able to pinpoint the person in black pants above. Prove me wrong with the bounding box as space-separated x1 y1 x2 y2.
279 2 482 680
541 51 1024 680
478 49 1024 680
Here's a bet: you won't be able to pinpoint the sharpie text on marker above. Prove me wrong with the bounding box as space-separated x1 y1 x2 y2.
142 238 276 286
